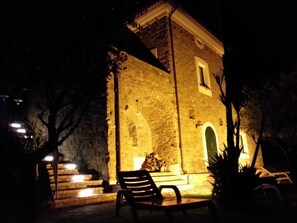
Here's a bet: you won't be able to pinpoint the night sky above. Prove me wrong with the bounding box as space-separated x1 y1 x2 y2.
1 0 297 89
181 0 297 87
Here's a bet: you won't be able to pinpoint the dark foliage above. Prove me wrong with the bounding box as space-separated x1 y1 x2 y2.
0 127 40 222
208 147 261 208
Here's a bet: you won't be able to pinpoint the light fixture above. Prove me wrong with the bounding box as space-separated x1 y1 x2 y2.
65 163 77 170
72 175 85 182
136 99 141 115
10 123 21 128
14 98 23 105
195 120 203 128
17 128 26 134
43 155 54 162
219 118 223 126
77 188 95 197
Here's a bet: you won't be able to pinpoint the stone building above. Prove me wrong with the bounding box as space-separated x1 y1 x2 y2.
105 1 264 183
60 1 263 184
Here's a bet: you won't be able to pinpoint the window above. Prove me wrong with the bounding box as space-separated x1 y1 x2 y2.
199 66 208 88
195 57 212 96
194 37 204 49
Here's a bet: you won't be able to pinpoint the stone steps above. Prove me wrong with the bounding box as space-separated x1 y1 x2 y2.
151 171 195 193
151 171 213 195
54 193 117 208
54 187 104 199
45 162 111 208
44 162 212 208
50 180 104 191
152 174 188 182
49 174 93 183
48 169 79 175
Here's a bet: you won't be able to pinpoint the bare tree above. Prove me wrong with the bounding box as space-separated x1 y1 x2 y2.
241 85 271 168
241 71 297 167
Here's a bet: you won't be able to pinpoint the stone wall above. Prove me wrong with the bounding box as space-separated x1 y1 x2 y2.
170 20 226 173
136 17 171 72
59 93 109 180
107 56 180 183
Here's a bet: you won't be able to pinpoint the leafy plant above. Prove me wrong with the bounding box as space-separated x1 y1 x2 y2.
208 147 261 207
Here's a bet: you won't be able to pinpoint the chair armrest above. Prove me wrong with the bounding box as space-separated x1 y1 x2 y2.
159 185 181 202
272 172 290 178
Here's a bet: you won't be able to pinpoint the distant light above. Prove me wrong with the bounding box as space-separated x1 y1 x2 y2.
17 128 26 134
72 175 85 182
43 155 54 162
0 95 9 101
10 123 21 128
65 163 77 170
14 98 23 105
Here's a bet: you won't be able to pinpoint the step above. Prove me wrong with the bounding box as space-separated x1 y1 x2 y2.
150 171 180 177
54 193 117 208
46 163 77 170
152 174 188 183
160 184 196 194
155 179 188 187
50 180 103 190
48 169 79 176
54 187 104 199
49 174 93 183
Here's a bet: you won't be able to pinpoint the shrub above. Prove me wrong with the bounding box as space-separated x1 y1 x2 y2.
208 148 261 208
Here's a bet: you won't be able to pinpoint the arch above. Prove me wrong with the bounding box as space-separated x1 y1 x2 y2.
202 122 219 166
121 114 153 171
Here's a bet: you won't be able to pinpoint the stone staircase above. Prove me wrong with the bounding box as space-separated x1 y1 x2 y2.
150 171 213 196
110 170 212 197
46 162 116 208
150 171 194 191
44 162 212 208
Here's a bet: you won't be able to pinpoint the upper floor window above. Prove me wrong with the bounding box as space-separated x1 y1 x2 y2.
194 36 204 49
195 57 212 96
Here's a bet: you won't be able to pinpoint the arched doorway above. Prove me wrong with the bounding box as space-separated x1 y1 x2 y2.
203 124 218 166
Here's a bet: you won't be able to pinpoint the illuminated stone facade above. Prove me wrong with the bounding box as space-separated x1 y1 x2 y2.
60 2 263 183
106 2 263 182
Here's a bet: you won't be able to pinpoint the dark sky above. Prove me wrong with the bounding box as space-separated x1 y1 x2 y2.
1 0 296 89
180 0 297 87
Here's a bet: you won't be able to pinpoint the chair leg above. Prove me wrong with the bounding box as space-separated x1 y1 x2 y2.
130 205 140 223
208 202 218 223
164 211 173 223
115 190 124 217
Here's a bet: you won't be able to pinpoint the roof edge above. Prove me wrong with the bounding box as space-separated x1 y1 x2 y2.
128 2 224 56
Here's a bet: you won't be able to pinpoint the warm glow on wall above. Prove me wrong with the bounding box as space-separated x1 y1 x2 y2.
133 157 145 170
